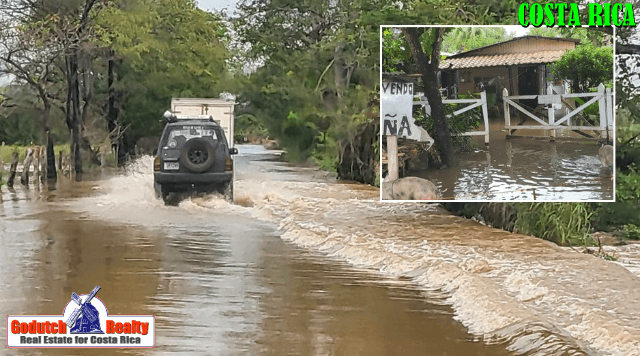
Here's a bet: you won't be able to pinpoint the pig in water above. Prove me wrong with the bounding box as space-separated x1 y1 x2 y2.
598 144 613 167
381 176 440 200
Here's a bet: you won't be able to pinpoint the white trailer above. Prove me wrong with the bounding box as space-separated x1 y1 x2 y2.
170 98 235 147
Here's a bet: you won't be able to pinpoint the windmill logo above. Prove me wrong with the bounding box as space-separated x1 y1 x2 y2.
65 286 104 334
7 285 155 348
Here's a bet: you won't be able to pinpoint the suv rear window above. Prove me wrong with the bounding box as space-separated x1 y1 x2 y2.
166 125 218 143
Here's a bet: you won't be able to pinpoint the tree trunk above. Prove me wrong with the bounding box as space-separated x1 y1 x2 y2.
39 100 51 147
107 56 129 166
401 27 455 167
66 53 83 181
46 130 57 184
336 121 378 185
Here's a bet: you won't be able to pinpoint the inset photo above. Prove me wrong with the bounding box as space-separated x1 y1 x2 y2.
380 26 614 202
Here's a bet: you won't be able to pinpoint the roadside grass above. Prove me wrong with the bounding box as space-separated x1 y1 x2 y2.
1 144 71 186
1 144 121 186
514 202 594 247
0 144 70 164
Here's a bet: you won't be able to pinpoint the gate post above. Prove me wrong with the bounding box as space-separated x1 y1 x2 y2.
597 83 607 141
547 84 556 142
607 88 615 141
598 83 606 130
480 90 490 145
503 88 510 137
605 86 613 141
387 135 399 181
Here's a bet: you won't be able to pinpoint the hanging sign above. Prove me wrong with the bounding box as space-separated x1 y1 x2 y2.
381 82 422 141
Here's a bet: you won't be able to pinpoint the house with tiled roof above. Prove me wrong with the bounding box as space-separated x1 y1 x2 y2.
438 36 579 108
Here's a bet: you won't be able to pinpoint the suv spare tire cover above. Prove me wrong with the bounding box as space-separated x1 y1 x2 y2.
180 138 216 172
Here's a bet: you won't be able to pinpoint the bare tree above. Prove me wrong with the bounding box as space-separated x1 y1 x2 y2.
0 0 72 183
1 0 104 181
0 0 68 136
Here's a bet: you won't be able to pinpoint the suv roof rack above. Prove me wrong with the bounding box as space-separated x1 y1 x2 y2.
174 115 213 121
162 111 216 123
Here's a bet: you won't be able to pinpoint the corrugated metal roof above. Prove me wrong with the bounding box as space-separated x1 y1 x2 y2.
446 36 579 58
439 50 567 69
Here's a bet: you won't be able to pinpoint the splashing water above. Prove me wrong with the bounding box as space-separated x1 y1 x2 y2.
65 149 640 356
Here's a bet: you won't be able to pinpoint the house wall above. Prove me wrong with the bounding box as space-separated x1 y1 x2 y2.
456 64 565 98
467 38 576 56
458 67 509 96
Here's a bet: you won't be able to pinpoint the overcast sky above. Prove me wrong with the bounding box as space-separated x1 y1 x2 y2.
196 0 240 14
504 25 529 37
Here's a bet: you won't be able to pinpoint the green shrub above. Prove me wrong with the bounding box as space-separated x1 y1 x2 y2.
551 45 613 93
593 201 640 232
623 224 640 240
312 134 339 171
514 203 594 246
616 167 640 202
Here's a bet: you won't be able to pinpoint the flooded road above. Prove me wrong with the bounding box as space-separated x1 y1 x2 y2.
1 146 513 355
1 145 638 355
413 119 614 200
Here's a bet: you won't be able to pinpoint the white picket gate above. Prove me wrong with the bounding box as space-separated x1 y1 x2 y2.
503 83 613 140
414 90 490 145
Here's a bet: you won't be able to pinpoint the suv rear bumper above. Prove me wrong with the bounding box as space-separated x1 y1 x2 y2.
154 172 232 185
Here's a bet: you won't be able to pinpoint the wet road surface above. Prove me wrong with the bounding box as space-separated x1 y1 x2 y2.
1 145 638 355
2 146 514 355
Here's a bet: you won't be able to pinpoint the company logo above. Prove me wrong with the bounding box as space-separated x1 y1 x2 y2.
6 286 155 348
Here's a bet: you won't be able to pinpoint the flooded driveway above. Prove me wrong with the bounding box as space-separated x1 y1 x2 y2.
413 120 614 200
1 145 637 355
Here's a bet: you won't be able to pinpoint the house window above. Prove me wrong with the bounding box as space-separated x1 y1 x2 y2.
474 77 497 93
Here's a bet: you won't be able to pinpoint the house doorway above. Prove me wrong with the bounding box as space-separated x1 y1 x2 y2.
518 66 538 109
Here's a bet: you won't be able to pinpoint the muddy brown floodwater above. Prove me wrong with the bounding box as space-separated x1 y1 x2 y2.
1 145 638 356
413 119 614 200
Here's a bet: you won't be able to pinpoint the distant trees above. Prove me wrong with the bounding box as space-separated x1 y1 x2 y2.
1 0 539 185
441 27 512 54
233 0 527 179
0 0 101 180
0 0 231 180
98 0 230 163
528 27 611 47
0 0 68 142
234 0 383 172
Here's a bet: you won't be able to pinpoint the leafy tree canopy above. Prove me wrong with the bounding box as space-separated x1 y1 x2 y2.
551 45 613 93
527 27 612 47
97 0 231 138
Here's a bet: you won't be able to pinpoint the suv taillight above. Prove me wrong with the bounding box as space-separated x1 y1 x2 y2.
154 156 161 171
225 157 233 171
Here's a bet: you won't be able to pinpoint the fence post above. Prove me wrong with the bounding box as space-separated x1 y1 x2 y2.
387 135 399 181
598 83 606 134
503 88 510 137
480 90 490 145
547 84 556 142
605 87 613 141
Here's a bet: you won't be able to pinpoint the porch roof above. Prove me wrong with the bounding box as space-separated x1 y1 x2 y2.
439 50 567 70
